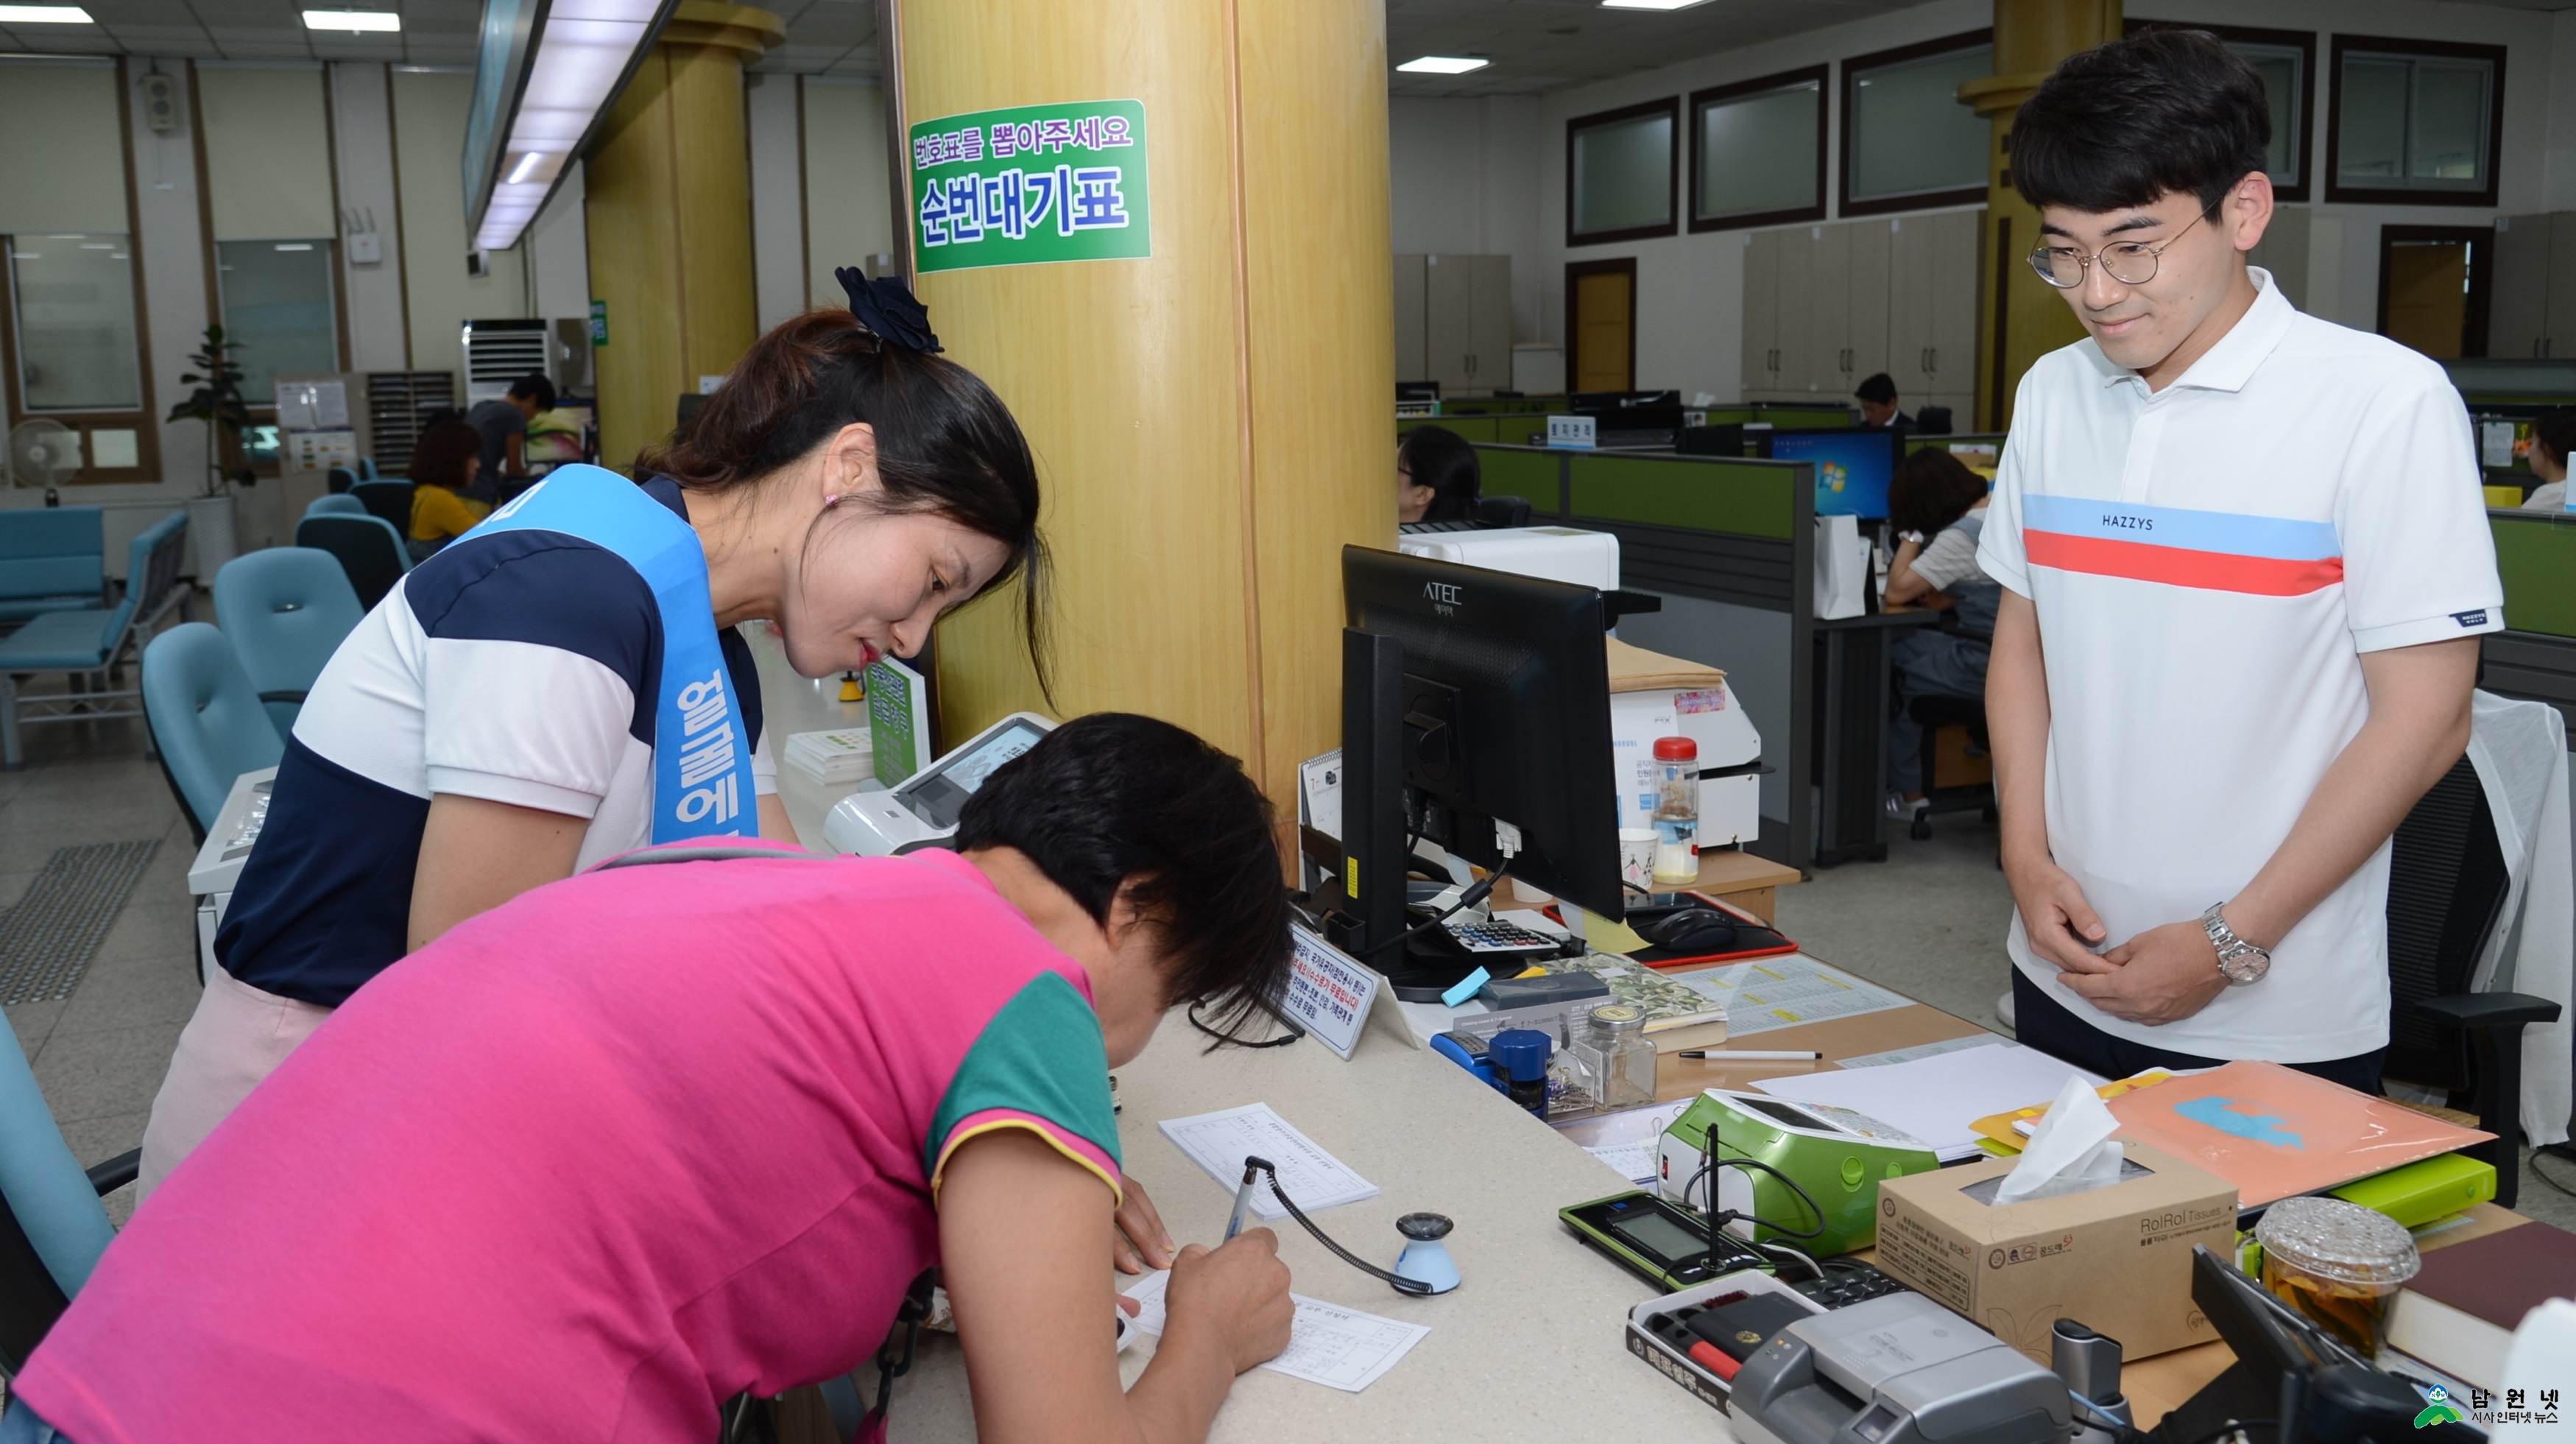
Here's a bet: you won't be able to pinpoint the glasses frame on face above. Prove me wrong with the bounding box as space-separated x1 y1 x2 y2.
2027 207 2215 290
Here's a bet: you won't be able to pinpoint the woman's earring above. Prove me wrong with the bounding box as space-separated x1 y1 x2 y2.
824 493 841 507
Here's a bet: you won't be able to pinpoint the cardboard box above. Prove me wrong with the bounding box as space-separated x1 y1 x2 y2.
1871 1140 2237 1364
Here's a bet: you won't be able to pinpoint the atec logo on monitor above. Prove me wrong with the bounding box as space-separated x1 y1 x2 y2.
1423 581 1462 616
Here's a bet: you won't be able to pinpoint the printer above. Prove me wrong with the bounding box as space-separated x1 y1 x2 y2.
1727 1293 2069 1444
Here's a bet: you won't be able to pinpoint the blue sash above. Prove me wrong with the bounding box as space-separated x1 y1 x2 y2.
466 466 756 842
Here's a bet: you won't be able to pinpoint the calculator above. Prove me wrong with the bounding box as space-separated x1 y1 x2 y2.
1445 918 1567 955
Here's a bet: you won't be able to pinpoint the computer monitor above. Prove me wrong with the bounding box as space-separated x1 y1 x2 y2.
1397 381 1441 402
1758 428 1904 519
1328 547 1624 999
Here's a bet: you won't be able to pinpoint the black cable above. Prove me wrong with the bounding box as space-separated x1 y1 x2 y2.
2529 1147 2576 1201
1371 862 1511 956
1186 998 1303 1049
1246 1159 1435 1296
1716 1156 1827 1240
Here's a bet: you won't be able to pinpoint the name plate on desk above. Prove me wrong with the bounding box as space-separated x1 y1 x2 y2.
1282 926 1381 1060
1546 415 1597 451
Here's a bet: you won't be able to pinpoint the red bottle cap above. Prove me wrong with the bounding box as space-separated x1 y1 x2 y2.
1653 736 1698 761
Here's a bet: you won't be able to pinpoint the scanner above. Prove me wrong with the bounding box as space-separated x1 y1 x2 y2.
823 712 1054 857
1726 1292 2070 1444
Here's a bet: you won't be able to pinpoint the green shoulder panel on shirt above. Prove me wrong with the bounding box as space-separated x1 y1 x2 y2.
923 971 1121 1181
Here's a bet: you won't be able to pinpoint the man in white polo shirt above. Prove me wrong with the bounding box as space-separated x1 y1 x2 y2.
1980 30 2502 1093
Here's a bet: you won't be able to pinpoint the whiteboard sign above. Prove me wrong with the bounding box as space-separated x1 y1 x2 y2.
1546 414 1597 451
1281 924 1380 1060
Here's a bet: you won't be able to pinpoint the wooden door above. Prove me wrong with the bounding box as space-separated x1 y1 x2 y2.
2379 226 2494 360
1805 223 1849 395
2489 219 2547 360
1425 253 1473 392
1393 254 1428 382
1469 255 1514 392
2544 214 2576 359
1566 258 1636 393
1844 218 1892 395
1742 231 1781 396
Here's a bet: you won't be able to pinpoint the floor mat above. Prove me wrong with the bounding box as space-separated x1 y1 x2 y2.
0 840 161 1006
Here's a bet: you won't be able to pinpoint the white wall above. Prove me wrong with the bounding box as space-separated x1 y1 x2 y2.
1389 96 1545 342
802 77 892 306
747 73 808 331
1408 0 2576 401
390 68 529 378
525 160 590 327
329 62 410 373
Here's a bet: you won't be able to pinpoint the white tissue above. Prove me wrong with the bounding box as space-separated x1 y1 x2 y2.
1993 1074 2128 1205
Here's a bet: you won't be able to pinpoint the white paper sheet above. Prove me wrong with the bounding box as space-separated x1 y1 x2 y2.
1121 1271 1431 1393
1159 1103 1378 1219
1751 1043 2106 1162
1584 1141 1662 1185
1835 1033 2006 1070
1673 954 1913 1036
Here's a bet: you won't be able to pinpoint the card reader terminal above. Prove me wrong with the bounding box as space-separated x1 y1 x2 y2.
824 712 1054 857
1561 1189 1739 1292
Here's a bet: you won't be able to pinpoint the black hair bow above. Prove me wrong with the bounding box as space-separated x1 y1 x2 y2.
836 267 942 354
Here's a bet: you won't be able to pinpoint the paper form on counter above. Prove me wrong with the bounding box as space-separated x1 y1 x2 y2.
1121 1270 1430 1392
1159 1102 1377 1219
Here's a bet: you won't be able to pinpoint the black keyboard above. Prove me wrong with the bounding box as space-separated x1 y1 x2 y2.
1790 1264 1910 1309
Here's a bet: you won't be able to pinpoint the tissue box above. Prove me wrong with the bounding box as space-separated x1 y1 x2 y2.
1871 1141 2237 1364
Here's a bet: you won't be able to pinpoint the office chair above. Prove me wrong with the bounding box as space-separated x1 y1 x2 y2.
325 465 357 494
294 513 409 610
141 623 286 844
0 1023 132 1377
1905 693 1994 842
1915 405 1954 435
1476 495 1534 528
350 480 415 538
304 493 367 518
2382 755 2562 1209
213 549 364 740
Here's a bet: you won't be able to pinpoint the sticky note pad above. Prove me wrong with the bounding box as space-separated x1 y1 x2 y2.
1440 968 1491 1009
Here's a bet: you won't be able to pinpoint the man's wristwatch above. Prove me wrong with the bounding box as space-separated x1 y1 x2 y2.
2203 903 2271 986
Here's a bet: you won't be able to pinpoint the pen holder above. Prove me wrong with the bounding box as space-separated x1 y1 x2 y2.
1392 1213 1460 1295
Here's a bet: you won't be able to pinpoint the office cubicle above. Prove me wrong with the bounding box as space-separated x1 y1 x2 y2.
1469 443 1819 868
1398 413 1556 445
1703 404 1858 429
2486 511 2576 736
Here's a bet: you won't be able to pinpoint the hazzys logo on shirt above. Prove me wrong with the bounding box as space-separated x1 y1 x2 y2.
908 100 1149 273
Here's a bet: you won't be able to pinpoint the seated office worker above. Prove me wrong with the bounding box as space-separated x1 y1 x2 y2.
1397 423 1481 523
11 715 1299 1444
2521 407 2576 510
1855 371 1915 433
467 370 560 487
1983 31 2501 1092
1882 448 2000 818
135 274 1055 1199
403 419 492 562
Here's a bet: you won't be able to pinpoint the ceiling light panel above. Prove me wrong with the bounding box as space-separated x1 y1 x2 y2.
470 0 671 252
1598 0 1716 9
0 4 96 21
1397 54 1489 74
302 8 402 29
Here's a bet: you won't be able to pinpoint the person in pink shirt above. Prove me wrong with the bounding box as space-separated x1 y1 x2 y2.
11 713 1297 1444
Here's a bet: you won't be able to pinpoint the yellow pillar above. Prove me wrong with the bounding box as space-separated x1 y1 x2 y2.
582 1 785 468
1958 0 2120 431
897 0 1394 823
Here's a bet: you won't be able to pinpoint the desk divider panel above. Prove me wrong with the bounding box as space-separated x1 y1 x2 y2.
1469 443 1569 515
2483 512 2576 740
1907 432 2005 456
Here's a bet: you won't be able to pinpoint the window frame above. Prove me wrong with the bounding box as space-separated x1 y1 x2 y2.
1565 96 1681 247
2125 21 2318 202
2325 34 2506 208
1838 29 1994 219
1687 65 1828 234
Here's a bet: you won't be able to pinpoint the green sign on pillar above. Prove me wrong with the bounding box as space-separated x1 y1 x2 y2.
588 300 607 347
908 99 1150 273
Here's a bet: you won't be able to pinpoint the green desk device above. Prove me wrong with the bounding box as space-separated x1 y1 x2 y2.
1559 1189 1737 1292
1658 1089 1940 1255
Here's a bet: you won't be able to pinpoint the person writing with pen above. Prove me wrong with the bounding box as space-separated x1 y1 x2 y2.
9 714 1300 1443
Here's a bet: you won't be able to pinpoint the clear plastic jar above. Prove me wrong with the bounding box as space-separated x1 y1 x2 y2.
2254 1196 2419 1356
1584 1004 1657 1109
1651 736 1700 886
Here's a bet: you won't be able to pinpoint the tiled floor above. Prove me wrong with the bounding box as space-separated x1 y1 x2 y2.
1 704 201 1229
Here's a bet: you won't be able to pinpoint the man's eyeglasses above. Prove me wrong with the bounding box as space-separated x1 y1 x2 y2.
2028 210 2212 289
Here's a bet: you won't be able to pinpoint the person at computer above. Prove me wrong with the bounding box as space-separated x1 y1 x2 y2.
1855 373 1915 433
1398 423 1481 524
467 370 559 490
1979 31 2499 1092
11 714 1302 1444
2521 408 2576 510
1881 448 1999 825
403 420 492 563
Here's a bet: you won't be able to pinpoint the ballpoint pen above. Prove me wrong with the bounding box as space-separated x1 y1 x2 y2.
1224 1156 1269 1242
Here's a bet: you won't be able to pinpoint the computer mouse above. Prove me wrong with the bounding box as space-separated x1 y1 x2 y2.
1632 908 1740 954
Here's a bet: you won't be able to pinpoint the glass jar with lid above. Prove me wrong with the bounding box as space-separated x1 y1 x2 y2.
1581 1003 1657 1109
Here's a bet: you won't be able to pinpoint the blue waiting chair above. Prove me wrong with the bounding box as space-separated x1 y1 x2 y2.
325 465 357 494
358 456 380 482
350 480 415 538
293 513 409 611
0 1022 133 1376
0 513 189 770
214 549 363 740
304 493 367 518
141 623 284 842
0 507 108 627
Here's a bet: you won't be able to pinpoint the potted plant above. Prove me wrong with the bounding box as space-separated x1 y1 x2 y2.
166 325 255 575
